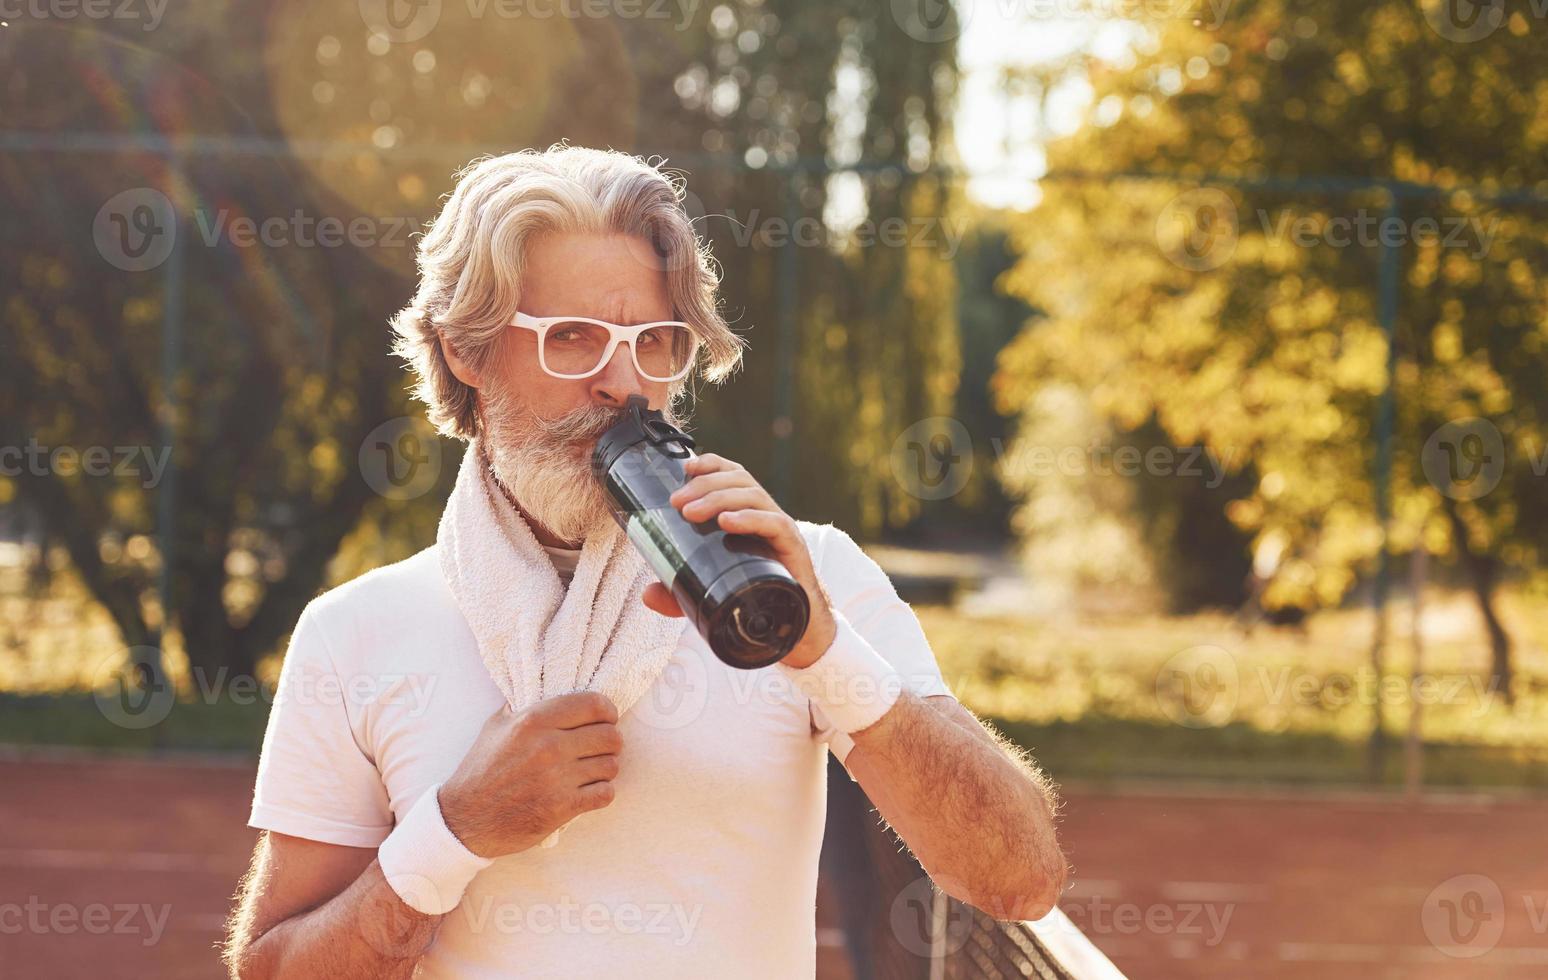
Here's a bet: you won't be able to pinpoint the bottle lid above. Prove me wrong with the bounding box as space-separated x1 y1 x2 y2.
591 394 697 476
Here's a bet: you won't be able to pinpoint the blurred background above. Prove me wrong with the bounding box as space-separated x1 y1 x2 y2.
2 0 1546 977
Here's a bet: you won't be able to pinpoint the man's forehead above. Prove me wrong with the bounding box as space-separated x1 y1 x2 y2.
518 235 673 323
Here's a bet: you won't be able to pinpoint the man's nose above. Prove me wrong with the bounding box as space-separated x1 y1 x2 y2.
588 342 648 408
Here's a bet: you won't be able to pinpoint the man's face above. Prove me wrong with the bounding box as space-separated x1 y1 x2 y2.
480 231 682 547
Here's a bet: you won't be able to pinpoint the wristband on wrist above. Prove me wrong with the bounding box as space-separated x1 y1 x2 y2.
377 784 492 915
778 609 904 734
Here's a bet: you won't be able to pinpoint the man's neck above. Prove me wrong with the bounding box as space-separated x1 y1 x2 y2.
480 447 581 550
532 526 580 550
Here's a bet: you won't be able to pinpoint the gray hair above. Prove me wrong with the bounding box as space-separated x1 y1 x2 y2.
391 144 745 439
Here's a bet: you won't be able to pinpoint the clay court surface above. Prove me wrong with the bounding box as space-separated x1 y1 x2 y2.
2 754 1545 979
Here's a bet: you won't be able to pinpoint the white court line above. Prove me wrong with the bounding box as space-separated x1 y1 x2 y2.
1278 942 1385 962
1067 879 1268 903
1280 943 1548 965
1064 878 1123 899
1158 881 1269 903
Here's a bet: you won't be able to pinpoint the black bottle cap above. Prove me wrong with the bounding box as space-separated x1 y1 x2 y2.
591 394 697 476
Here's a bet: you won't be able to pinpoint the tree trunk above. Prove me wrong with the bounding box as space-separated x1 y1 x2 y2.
179 556 260 684
1443 499 1514 705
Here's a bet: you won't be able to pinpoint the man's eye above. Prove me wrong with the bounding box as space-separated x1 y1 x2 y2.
551 329 582 342
637 331 662 347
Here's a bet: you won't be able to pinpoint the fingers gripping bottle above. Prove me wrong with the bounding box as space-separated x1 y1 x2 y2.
592 395 810 669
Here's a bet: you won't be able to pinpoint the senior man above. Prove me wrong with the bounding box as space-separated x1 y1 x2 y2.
222 145 1066 979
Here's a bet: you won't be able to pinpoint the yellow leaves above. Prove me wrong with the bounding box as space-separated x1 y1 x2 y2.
1480 381 1513 416
1263 560 1316 608
823 324 847 351
1093 378 1155 434
989 0 1548 626
1358 122 1386 158
1441 249 1484 288
1335 51 1371 96
1331 321 1389 395
1425 59 1456 99
1265 302 1298 335
1227 496 1262 530
1305 404 1345 441
1433 321 1463 363
306 440 343 495
1507 257 1534 295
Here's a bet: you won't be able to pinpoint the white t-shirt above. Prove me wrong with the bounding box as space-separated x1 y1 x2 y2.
249 521 953 979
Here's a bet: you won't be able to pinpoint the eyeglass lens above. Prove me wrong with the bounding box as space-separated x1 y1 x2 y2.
541 321 696 380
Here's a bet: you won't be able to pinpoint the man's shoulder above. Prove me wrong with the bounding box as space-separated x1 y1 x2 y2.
795 520 887 589
302 545 463 654
795 519 836 571
310 544 444 610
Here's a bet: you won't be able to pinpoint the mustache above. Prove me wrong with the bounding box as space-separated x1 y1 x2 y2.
529 403 629 445
527 401 683 446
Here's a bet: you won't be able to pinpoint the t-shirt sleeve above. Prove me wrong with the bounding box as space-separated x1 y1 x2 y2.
248 602 394 848
806 524 956 765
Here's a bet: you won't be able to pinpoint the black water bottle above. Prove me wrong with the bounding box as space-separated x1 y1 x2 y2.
592 395 811 669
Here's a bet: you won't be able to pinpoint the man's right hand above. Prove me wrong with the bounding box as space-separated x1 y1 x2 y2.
438 692 623 858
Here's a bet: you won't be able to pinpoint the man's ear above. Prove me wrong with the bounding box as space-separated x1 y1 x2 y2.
439 332 481 389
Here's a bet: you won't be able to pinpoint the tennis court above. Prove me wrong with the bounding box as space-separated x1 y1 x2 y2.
4 754 1542 979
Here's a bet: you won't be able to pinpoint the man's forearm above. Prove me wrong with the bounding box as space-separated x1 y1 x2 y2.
846 692 1068 921
230 859 441 979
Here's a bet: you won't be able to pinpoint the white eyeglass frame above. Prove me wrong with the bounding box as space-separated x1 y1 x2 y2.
508 311 700 382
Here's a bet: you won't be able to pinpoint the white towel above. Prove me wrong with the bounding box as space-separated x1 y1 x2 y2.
436 440 687 843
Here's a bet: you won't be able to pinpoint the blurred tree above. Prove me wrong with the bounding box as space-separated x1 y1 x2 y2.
1 23 418 678
916 220 1031 546
630 2 963 536
0 0 959 678
997 1 1547 692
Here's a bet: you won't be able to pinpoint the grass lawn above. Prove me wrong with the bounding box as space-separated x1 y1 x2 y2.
4 571 1546 789
918 595 1548 790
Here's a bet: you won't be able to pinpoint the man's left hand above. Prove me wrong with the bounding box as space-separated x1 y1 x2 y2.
639 452 837 668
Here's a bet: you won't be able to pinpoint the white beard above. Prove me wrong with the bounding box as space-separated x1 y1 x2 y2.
481 383 683 547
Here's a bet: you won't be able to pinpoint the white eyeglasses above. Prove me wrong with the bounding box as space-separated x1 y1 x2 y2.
508 311 700 382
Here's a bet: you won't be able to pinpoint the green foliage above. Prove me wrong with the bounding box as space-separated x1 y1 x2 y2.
921 597 1548 787
0 2 959 673
9 596 1548 790
998 2 1548 624
886 220 1032 545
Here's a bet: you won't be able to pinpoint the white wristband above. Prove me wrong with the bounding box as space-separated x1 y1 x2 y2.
779 609 904 734
377 784 493 915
